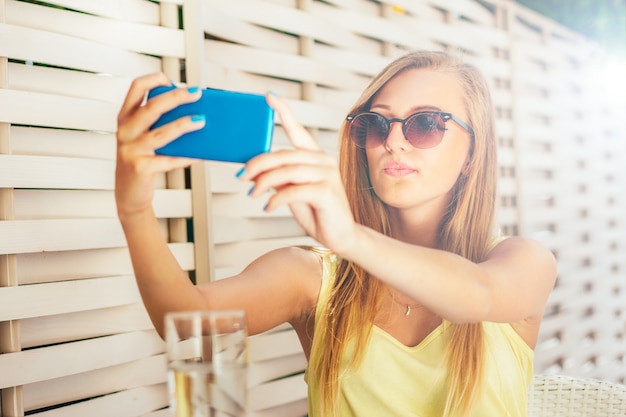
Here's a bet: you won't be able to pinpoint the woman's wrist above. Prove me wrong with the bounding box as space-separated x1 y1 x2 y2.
332 222 369 261
117 205 157 229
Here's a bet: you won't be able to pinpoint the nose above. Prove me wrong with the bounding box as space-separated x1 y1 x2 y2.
384 120 409 152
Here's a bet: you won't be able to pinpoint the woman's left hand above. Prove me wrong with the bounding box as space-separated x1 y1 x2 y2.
239 93 358 255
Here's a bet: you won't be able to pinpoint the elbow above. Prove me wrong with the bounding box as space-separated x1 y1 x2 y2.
447 280 492 324
151 317 167 340
155 326 166 341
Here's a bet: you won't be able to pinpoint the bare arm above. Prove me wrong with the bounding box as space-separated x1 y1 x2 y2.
339 229 557 324
121 206 320 337
115 74 321 338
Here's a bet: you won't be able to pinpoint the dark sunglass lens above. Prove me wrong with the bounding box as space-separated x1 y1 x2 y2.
350 114 388 148
404 113 446 148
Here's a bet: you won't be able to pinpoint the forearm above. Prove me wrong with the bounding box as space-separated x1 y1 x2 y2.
119 208 207 336
341 225 491 323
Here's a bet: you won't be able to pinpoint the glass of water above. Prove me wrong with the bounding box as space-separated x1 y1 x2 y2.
165 310 248 417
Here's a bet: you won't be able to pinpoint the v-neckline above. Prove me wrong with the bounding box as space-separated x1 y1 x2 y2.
372 320 448 350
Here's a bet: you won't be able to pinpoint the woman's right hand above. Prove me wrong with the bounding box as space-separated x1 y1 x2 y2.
115 73 204 221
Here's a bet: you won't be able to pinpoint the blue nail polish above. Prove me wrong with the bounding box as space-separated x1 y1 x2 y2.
263 203 269 211
235 167 246 178
190 114 205 123
247 186 255 196
268 90 278 97
188 86 201 94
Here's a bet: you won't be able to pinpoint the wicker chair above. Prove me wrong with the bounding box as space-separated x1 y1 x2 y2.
528 374 626 417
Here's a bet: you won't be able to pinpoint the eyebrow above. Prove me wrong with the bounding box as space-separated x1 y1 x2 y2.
369 103 443 113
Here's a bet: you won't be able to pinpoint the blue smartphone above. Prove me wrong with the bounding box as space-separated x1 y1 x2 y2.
147 85 274 163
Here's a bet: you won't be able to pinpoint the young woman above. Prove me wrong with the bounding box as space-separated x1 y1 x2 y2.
116 51 556 416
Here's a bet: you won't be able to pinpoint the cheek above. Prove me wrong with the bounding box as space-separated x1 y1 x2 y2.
425 147 469 185
365 147 382 177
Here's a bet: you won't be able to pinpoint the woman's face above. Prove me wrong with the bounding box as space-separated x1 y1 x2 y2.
365 68 473 220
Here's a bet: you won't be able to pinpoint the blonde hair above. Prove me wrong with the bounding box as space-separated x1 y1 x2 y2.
309 51 497 416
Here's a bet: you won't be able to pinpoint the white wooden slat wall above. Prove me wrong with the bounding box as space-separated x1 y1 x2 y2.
1 1 625 417
506 5 626 384
0 1 192 416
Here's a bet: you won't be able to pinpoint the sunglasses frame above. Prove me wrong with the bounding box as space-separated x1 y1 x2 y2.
346 111 475 149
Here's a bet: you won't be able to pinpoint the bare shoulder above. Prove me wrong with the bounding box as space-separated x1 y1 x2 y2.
489 235 557 299
487 236 557 346
489 236 556 274
245 245 325 325
245 245 325 280
197 246 324 335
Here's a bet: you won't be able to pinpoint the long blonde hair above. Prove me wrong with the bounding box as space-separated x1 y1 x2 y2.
309 51 497 416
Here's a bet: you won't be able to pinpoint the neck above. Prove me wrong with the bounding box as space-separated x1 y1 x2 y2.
387 210 441 247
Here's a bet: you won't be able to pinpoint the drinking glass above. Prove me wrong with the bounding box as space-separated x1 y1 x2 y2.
165 310 248 417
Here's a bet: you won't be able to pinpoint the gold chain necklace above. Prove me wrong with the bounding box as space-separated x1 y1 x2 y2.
390 292 421 316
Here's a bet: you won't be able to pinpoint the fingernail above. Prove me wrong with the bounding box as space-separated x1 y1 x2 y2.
235 167 246 178
188 86 201 94
263 203 269 212
190 114 205 123
247 186 255 196
268 90 278 97
170 80 177 87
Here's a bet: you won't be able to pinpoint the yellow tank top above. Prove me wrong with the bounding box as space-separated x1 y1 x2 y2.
306 251 534 416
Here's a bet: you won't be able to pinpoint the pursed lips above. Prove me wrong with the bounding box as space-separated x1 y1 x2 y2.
383 160 415 177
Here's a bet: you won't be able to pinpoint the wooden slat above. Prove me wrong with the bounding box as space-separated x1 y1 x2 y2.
204 40 367 92
0 24 160 77
214 237 318 270
205 0 366 50
7 62 132 104
0 275 141 321
274 99 345 132
212 193 293 218
248 374 307 412
249 353 306 387
212 217 305 244
248 326 305 363
200 4 299 54
13 189 192 220
20 303 154 349
0 89 117 131
0 219 126 255
202 60 305 101
35 0 161 25
141 410 170 417
248 399 308 417
10 125 116 159
23 354 166 412
0 330 164 388
308 2 444 52
426 0 495 25
0 155 114 190
16 243 194 285
6 0 185 58
29 384 168 417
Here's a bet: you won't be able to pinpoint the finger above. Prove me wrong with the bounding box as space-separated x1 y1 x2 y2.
151 155 202 172
264 182 328 213
118 153 201 179
249 163 337 198
117 86 203 143
118 73 171 123
266 92 321 151
242 149 335 182
134 114 206 152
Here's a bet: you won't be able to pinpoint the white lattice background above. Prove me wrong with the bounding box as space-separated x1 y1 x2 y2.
1 1 624 416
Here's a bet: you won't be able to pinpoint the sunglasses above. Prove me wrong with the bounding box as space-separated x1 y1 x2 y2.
346 111 474 149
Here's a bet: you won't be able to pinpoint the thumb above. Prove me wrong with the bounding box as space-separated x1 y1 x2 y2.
266 92 321 151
